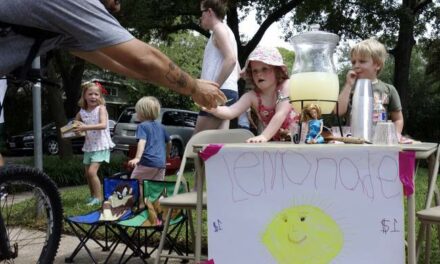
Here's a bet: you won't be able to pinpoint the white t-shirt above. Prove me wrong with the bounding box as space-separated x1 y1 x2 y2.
201 24 238 92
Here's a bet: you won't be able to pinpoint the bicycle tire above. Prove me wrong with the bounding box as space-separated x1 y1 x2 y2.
0 211 9 260
0 165 63 264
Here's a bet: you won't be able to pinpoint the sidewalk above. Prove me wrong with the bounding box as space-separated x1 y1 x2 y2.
54 231 194 264
13 228 194 264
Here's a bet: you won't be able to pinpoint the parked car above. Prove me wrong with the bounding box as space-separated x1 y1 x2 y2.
108 119 116 137
6 119 116 155
112 107 198 158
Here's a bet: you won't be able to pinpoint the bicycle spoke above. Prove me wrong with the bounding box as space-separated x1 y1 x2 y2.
0 166 62 263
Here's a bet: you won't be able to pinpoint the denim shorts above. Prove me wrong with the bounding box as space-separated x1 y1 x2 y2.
83 149 111 165
199 89 238 117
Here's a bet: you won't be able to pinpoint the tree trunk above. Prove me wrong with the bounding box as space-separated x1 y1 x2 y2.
54 52 84 119
63 58 84 118
391 6 415 111
46 56 74 159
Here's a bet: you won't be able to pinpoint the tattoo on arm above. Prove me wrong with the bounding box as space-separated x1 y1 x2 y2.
165 62 188 90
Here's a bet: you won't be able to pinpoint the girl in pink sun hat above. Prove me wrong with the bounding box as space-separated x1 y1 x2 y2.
203 45 298 143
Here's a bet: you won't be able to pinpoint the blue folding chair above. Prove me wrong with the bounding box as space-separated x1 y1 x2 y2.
65 177 139 264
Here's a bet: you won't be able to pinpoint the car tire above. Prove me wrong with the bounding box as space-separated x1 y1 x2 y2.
170 140 183 158
45 138 59 155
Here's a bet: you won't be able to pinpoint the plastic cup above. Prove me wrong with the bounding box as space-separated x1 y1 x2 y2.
372 121 398 145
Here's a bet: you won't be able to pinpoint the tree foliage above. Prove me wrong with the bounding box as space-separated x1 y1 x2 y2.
124 32 207 110
288 0 439 110
118 0 303 66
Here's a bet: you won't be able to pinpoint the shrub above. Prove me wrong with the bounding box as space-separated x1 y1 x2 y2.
17 152 127 187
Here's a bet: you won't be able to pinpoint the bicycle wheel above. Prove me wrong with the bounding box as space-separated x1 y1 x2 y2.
0 165 63 264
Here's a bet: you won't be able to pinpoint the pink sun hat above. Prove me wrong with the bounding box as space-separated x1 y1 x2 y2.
241 45 289 80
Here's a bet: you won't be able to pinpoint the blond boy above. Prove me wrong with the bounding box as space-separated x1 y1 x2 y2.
336 38 404 139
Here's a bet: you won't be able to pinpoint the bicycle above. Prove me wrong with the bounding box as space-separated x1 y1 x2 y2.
0 165 63 263
1 21 63 262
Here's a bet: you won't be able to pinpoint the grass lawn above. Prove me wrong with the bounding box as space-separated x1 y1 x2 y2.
57 167 439 262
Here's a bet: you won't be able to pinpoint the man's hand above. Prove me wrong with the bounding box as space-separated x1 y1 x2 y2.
191 79 226 109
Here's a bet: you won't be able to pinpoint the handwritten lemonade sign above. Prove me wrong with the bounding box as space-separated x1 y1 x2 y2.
204 144 404 264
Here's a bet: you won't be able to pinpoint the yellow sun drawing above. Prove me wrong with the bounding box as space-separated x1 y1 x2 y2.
262 205 344 264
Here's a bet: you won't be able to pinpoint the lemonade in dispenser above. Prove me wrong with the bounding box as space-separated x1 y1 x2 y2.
289 25 340 114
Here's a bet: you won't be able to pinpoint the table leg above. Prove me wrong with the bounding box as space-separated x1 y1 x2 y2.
194 155 204 263
408 193 417 264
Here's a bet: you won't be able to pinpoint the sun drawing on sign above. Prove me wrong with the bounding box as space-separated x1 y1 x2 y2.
262 205 344 264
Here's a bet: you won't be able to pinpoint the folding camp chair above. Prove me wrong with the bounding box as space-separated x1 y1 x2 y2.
155 129 255 263
65 177 139 264
105 179 189 264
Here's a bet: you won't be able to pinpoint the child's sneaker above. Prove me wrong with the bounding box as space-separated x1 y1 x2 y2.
86 197 101 206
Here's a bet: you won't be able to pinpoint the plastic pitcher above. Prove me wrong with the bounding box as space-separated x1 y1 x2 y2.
289 25 340 114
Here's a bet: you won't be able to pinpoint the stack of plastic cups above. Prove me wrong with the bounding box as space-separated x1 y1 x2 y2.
350 79 373 142
372 121 398 145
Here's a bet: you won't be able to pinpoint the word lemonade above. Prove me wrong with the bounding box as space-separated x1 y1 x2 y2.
289 25 340 114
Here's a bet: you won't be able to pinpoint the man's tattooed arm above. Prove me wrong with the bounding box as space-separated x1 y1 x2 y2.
165 62 198 95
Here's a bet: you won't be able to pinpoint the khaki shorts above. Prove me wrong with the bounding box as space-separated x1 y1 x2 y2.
131 165 165 182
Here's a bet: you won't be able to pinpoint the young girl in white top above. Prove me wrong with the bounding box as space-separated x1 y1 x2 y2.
74 81 115 206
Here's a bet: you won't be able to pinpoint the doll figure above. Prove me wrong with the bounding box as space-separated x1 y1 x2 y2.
302 103 324 144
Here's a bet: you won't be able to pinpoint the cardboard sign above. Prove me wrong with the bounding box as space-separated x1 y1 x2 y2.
60 121 85 139
204 144 404 264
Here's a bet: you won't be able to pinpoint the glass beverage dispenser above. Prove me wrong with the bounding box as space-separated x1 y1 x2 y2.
289 25 340 114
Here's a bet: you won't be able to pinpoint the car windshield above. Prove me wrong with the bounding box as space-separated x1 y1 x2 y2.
42 123 55 130
118 108 138 123
117 108 197 127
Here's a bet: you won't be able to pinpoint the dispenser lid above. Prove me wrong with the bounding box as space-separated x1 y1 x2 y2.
291 24 339 45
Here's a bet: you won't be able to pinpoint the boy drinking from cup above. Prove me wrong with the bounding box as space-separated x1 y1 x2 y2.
335 38 408 143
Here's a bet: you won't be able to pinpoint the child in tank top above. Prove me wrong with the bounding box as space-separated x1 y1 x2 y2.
203 45 298 143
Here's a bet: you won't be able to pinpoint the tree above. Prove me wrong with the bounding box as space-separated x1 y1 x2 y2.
118 0 304 66
288 0 439 110
125 32 207 110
